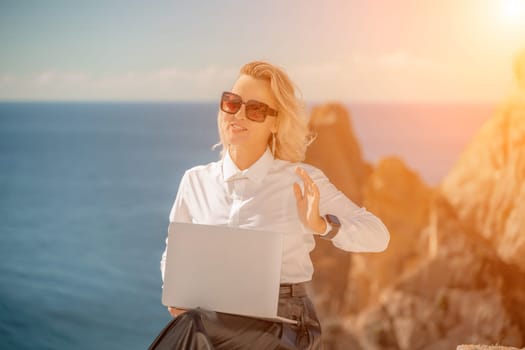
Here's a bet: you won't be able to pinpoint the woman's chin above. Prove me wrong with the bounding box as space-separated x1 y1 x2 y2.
225 133 250 145
227 139 268 152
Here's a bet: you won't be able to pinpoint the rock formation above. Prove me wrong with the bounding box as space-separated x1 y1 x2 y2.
306 103 371 205
305 47 525 348
355 157 433 311
352 192 525 349
305 103 435 319
305 104 371 320
307 94 525 350
440 49 525 272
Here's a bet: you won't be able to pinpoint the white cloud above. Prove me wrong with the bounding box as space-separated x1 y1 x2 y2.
32 71 89 85
288 50 508 102
34 71 57 84
0 54 510 102
0 73 15 84
0 65 238 101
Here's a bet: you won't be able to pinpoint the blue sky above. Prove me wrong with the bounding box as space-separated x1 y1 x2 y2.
1 0 524 102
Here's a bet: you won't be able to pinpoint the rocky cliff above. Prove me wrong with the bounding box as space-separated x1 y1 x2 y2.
305 51 525 348
306 50 525 350
305 104 371 319
440 46 525 273
440 97 525 272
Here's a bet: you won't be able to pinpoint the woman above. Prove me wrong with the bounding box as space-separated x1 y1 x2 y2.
152 61 390 349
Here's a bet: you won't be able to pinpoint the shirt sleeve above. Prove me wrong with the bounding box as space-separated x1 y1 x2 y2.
309 166 390 252
161 171 193 283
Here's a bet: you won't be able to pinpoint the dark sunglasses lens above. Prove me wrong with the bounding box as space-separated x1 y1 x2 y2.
245 102 267 122
221 94 241 114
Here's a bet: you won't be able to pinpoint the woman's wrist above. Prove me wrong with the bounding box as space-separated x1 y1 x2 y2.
311 216 327 235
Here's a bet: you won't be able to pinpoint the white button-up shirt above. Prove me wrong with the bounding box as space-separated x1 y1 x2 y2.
161 148 389 283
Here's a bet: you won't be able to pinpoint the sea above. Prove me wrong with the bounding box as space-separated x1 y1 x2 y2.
0 101 495 349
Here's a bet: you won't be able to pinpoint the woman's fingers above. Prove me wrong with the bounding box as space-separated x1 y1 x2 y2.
293 182 303 201
295 167 318 198
295 167 312 195
311 181 320 196
294 167 323 231
295 167 314 186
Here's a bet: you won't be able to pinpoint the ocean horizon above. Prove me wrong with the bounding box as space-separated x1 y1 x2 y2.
0 101 495 349
0 100 496 185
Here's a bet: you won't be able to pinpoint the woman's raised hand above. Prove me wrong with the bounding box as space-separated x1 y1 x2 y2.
293 167 327 235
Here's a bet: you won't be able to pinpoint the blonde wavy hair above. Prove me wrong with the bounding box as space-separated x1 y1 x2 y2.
215 61 312 162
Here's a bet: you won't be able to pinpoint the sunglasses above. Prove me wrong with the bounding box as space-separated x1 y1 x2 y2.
220 91 278 123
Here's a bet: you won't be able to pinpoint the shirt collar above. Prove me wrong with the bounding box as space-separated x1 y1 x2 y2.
222 148 274 184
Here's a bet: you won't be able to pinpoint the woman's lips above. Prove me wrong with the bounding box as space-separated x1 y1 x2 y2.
229 123 247 132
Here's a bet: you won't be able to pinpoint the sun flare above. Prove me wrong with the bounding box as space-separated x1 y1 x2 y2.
501 0 525 25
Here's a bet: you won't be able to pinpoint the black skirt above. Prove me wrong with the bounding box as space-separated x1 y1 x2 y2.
148 290 322 350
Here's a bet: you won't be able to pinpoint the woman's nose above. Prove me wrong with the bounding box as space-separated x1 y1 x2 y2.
233 104 247 120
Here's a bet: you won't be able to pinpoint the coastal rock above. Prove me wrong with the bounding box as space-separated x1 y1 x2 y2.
305 103 433 319
514 46 525 91
347 157 433 312
352 193 525 349
305 103 370 205
305 103 371 319
306 54 525 348
440 49 525 272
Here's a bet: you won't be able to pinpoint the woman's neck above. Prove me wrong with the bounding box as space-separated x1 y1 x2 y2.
228 144 267 170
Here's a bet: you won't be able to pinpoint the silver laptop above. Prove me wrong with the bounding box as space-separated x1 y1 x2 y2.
162 222 297 324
